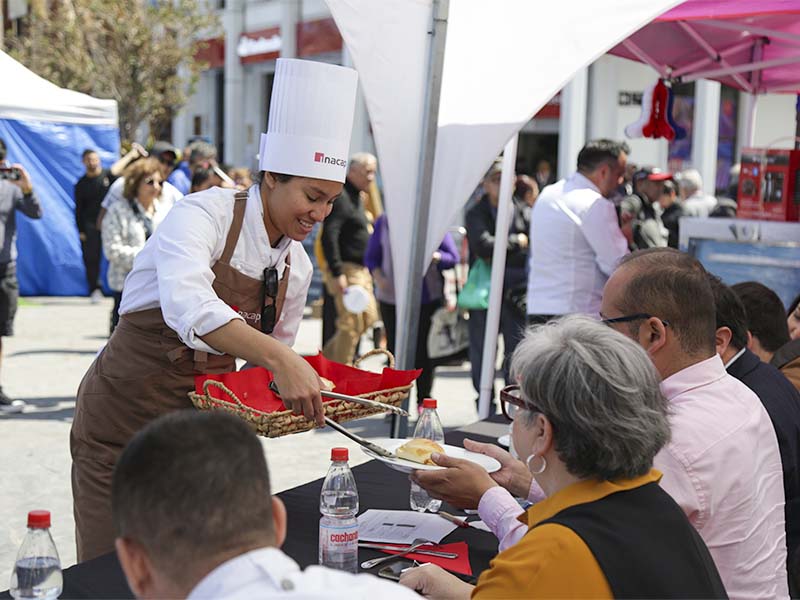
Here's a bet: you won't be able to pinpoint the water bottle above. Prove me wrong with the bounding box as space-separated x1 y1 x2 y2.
9 511 63 600
410 398 445 512
319 447 359 573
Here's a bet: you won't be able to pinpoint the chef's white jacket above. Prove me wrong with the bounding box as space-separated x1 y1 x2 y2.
526 172 629 316
120 185 312 352
186 547 420 599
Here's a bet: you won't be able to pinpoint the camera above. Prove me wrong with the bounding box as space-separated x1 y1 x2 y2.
0 167 21 181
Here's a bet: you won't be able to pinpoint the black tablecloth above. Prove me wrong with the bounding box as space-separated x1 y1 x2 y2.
3 418 507 599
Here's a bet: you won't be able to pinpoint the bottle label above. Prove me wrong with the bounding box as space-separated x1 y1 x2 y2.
320 522 358 546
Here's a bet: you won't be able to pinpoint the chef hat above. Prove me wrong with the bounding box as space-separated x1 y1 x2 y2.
259 59 358 183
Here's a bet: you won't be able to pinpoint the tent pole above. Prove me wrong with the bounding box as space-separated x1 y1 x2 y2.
391 0 450 438
477 134 518 419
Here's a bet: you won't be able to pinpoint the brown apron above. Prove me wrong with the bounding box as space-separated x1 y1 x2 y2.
70 190 291 561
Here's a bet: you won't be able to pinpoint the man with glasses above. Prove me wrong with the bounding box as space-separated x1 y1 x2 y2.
598 248 787 597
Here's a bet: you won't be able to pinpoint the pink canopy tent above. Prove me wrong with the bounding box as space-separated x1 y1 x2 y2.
610 0 800 94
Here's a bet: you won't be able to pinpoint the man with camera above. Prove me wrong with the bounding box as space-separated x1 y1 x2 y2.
0 138 43 413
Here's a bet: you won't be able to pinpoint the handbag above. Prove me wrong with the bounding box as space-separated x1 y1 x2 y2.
457 259 492 310
427 306 470 361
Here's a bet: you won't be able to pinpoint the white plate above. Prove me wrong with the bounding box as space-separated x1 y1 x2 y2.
360 438 501 474
497 434 510 448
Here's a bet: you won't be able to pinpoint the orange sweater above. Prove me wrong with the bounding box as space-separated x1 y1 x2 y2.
472 470 663 599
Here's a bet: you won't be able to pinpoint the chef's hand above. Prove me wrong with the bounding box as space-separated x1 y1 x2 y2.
412 452 498 510
399 564 473 600
462 438 532 498
272 347 325 427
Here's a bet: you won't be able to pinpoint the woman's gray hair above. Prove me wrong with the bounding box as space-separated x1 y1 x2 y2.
510 315 670 480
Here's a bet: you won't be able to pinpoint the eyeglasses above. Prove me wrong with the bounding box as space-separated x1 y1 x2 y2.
144 178 161 187
261 267 279 334
500 384 538 421
601 313 670 327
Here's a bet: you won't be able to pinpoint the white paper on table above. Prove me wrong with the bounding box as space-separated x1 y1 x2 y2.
357 509 458 544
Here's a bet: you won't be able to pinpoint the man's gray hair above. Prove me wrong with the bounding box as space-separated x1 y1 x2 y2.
510 315 670 480
349 152 377 168
677 168 702 196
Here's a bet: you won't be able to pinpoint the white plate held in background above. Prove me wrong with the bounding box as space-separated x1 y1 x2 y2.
361 438 501 474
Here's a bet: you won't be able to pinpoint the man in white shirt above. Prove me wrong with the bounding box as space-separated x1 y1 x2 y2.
113 410 419 600
677 168 718 217
526 139 629 322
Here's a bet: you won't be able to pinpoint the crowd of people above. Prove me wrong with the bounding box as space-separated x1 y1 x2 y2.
73 139 257 334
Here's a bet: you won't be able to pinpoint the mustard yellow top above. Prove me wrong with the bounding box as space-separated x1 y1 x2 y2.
472 469 663 599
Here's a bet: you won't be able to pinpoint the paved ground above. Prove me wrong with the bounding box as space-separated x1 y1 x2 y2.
0 297 500 583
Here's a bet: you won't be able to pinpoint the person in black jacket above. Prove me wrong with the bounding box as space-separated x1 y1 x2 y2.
710 275 800 594
320 153 379 364
464 160 530 405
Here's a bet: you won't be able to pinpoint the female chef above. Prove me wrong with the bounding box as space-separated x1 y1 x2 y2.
70 59 359 561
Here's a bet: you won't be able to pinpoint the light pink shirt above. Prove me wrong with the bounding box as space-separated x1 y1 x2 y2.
478 355 788 599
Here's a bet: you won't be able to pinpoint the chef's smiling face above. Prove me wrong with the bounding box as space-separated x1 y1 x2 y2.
261 172 342 243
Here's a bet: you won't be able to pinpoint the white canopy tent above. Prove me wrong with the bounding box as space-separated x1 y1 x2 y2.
325 0 683 429
0 51 117 125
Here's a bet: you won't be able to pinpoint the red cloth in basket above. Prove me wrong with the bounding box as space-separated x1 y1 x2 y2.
194 352 421 413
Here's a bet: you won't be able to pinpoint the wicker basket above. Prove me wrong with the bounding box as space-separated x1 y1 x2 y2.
188 349 412 438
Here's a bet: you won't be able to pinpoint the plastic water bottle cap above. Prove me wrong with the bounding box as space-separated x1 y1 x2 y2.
27 510 51 529
331 447 349 461
342 285 370 314
422 398 437 409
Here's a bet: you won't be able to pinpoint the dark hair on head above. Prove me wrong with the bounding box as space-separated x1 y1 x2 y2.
82 149 98 160
616 248 717 355
731 281 790 352
577 139 630 173
707 274 748 351
256 170 293 184
514 175 538 199
661 180 677 195
122 158 161 200
190 167 214 191
112 411 275 589
0 138 6 162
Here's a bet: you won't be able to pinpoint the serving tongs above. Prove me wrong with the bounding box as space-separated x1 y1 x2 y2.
322 416 396 459
268 380 409 417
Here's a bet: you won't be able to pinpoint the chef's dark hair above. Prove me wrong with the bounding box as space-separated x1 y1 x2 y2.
0 138 6 162
112 411 275 587
257 170 293 184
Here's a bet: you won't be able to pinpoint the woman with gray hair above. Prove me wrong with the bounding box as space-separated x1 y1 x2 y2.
402 315 726 599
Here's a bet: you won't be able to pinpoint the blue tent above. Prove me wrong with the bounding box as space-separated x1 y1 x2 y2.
0 51 119 296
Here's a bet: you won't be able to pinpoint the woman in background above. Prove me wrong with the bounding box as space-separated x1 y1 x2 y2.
102 158 171 333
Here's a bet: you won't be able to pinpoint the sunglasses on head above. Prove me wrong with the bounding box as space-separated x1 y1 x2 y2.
261 267 279 334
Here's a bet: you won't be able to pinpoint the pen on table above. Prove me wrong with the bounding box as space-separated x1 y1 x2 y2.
439 511 470 529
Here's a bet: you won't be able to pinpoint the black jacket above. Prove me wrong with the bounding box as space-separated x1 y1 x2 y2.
465 195 529 289
321 179 370 277
728 347 800 563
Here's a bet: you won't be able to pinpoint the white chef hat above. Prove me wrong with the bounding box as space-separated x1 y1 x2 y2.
259 59 358 183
